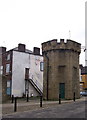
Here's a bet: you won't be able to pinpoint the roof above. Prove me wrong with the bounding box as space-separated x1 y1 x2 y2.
13 47 33 54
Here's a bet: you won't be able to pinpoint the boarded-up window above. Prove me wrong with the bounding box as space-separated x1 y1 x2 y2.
58 65 66 82
25 68 29 79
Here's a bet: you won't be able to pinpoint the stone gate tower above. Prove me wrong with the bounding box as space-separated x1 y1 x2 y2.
42 39 81 100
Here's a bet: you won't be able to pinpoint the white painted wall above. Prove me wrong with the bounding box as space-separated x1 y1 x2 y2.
12 51 43 97
29 55 43 92
29 83 39 97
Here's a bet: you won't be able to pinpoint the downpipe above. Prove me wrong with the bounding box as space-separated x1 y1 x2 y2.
45 52 49 101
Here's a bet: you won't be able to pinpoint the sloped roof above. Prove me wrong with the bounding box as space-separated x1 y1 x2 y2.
13 47 33 53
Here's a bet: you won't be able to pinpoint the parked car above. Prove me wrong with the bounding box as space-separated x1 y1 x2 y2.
80 91 87 96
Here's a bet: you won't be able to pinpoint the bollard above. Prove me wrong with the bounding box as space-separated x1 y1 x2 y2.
73 92 75 102
40 95 42 107
14 97 17 112
27 94 29 102
59 93 61 104
12 95 14 103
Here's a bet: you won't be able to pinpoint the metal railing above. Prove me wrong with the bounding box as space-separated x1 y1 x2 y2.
29 74 43 93
33 79 43 93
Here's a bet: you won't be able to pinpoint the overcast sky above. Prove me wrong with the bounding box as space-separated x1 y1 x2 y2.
0 0 86 66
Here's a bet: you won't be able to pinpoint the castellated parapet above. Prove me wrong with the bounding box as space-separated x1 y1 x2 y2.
42 39 81 100
42 39 81 54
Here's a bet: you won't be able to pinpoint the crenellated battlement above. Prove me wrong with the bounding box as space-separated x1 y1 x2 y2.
42 39 81 54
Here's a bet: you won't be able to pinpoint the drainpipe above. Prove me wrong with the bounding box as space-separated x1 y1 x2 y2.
45 52 49 100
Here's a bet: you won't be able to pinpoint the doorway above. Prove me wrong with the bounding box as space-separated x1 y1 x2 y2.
59 83 65 99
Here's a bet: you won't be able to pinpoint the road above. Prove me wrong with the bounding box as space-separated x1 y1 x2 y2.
3 99 87 118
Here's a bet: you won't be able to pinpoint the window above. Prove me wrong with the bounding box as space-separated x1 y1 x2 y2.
6 64 10 73
7 80 10 87
25 68 29 75
40 62 44 71
0 66 3 75
25 68 29 79
7 54 10 60
80 76 82 82
7 80 11 95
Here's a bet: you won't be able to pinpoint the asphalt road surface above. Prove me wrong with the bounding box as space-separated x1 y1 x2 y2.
3 100 87 118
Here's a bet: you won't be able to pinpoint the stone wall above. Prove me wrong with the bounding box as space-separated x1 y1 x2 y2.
42 39 81 100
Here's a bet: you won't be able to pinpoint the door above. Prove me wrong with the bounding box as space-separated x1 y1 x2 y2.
59 83 65 99
7 80 11 95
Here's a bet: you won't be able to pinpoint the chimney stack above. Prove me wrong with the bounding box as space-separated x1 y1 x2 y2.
18 43 26 52
33 47 40 55
0 47 6 54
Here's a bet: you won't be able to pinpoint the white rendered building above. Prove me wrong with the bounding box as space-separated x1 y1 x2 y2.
1 43 43 99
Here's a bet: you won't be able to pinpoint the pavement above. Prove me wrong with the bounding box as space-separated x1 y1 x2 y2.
1 96 86 118
3 101 86 118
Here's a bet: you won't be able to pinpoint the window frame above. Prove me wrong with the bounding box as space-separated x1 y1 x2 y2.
0 66 3 75
7 54 10 60
6 64 10 74
40 62 44 71
6 80 11 95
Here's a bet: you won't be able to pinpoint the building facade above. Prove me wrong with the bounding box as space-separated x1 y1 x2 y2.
79 64 83 92
42 39 81 100
0 44 43 102
80 66 87 91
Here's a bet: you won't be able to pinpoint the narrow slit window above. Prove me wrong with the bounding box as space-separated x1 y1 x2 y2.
40 62 44 71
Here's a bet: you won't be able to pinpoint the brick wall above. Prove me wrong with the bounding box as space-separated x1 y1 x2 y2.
2 50 13 102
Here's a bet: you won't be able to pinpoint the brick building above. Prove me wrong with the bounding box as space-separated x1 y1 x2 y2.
0 44 43 102
42 39 81 100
